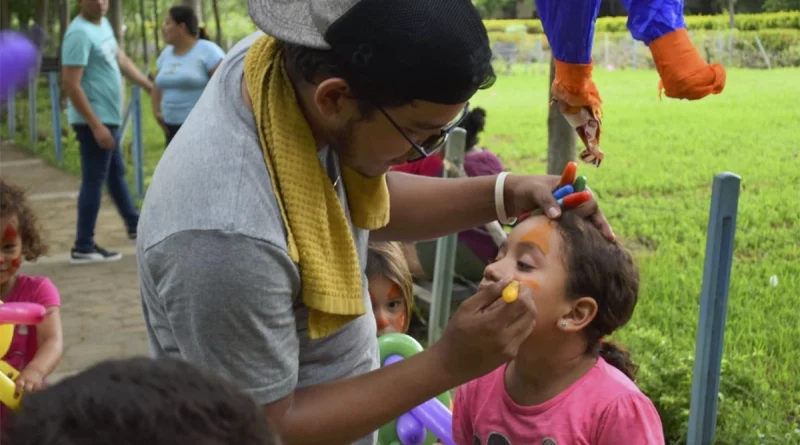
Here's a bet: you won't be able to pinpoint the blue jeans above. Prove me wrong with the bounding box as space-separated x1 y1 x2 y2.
73 124 139 252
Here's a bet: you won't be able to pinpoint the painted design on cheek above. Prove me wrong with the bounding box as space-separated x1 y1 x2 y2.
10 257 21 269
2 225 17 243
392 313 407 331
521 279 541 291
521 222 553 255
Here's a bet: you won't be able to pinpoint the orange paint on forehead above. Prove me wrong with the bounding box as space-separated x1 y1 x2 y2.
521 221 553 255
387 284 402 300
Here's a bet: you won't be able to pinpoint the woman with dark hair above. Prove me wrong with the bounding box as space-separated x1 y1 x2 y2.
152 5 225 145
392 107 506 282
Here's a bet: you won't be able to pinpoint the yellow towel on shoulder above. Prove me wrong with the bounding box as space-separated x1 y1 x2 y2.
243 36 390 339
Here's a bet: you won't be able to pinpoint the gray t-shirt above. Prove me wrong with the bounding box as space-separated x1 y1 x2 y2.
137 32 378 445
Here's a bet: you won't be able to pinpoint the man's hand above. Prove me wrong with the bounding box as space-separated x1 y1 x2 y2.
430 277 537 382
504 166 615 242
91 123 116 150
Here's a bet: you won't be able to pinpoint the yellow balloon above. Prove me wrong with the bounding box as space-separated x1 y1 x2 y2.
502 280 520 303
0 301 23 410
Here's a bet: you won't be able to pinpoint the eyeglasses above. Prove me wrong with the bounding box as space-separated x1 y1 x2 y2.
379 103 470 162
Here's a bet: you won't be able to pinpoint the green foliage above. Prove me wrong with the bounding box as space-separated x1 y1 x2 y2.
763 0 800 12
486 29 800 67
472 0 519 18
483 11 800 34
4 50 800 445
468 67 800 443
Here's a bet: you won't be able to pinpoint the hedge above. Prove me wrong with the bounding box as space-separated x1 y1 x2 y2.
486 29 800 68
488 28 800 51
483 11 800 34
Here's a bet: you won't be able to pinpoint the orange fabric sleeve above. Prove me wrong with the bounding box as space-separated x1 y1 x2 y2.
649 28 727 100
551 59 603 113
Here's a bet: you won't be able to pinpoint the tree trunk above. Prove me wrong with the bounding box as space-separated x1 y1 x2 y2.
181 0 202 23
34 0 49 28
152 0 161 53
0 0 10 29
211 0 222 46
546 57 577 175
58 0 69 51
108 0 123 44
138 0 149 67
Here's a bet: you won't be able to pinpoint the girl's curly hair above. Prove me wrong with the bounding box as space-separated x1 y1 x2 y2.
0 178 47 261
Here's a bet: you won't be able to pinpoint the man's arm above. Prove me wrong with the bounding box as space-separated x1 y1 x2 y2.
371 172 502 242
62 66 103 129
117 48 153 93
144 229 528 445
373 170 614 243
61 30 103 128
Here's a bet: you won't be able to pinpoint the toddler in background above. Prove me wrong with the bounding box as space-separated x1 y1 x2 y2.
453 212 664 445
366 241 414 336
0 179 63 401
4 356 282 445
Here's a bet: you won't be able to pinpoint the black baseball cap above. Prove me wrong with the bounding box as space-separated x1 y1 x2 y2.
247 0 495 105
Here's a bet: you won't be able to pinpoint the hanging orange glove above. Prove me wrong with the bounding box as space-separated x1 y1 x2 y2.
551 60 604 167
649 28 727 100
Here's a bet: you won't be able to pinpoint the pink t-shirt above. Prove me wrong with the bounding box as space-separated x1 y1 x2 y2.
453 358 665 445
1 275 61 372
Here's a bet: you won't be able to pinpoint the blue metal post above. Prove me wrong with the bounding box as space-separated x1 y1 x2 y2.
47 72 63 165
427 128 467 345
687 172 741 445
28 76 37 151
131 86 145 198
7 91 16 138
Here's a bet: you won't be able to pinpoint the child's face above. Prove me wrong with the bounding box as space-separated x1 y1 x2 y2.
0 215 22 284
481 215 572 339
368 275 408 336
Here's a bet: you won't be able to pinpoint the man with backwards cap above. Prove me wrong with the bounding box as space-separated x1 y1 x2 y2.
137 1 617 444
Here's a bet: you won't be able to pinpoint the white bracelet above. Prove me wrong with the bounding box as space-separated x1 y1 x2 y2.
494 172 516 225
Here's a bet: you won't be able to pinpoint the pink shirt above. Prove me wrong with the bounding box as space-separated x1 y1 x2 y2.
1 275 61 372
453 358 665 445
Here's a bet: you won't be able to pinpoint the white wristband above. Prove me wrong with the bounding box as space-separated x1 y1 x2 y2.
494 172 516 225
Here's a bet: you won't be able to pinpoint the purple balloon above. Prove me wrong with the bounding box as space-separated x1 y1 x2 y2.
0 31 39 105
410 397 456 445
396 413 425 445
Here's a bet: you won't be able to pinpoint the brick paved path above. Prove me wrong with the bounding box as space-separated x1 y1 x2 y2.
1 142 147 383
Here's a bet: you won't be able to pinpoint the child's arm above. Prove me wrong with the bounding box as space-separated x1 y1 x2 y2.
16 306 63 393
596 393 665 445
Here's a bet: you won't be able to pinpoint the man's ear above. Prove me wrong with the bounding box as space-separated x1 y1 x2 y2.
557 297 597 333
313 77 358 125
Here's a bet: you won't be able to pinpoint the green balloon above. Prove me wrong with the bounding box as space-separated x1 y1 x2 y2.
573 175 588 192
376 334 452 445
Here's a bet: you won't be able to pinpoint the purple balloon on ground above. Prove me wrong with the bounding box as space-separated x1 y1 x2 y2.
396 413 425 445
0 31 39 105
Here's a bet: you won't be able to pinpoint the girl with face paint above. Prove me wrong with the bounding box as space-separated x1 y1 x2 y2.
452 213 663 445
0 179 63 426
365 242 414 337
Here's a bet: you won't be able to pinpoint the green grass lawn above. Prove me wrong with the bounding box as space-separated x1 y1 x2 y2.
6 67 799 443
471 67 800 443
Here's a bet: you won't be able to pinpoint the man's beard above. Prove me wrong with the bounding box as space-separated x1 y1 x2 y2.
328 119 361 171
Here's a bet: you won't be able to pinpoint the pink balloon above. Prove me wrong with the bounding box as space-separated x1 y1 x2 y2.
0 302 46 325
